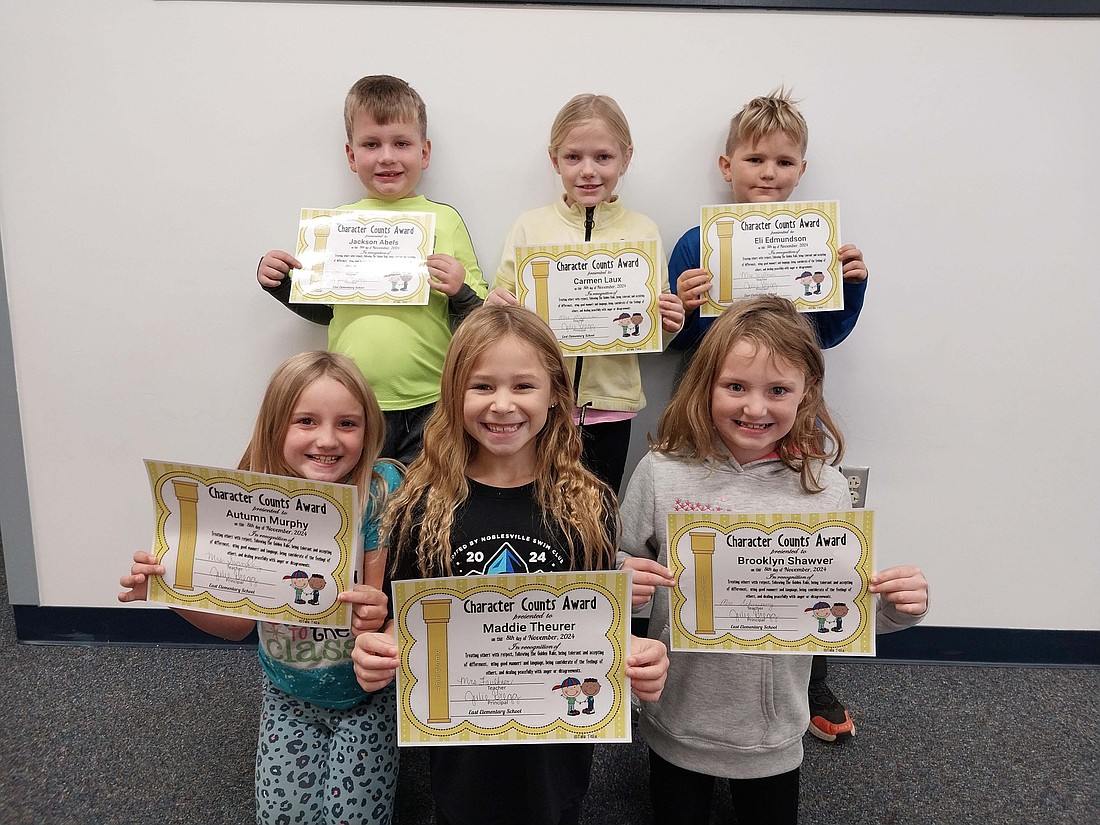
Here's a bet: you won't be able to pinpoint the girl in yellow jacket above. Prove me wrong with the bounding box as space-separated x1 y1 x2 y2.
487 93 684 493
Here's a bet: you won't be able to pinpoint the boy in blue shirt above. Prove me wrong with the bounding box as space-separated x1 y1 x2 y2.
668 89 867 743
669 89 867 352
257 75 488 464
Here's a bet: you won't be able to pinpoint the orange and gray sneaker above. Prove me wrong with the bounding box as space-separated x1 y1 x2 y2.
807 679 856 741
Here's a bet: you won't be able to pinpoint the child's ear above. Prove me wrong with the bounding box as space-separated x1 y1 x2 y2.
421 138 432 170
718 154 733 182
623 145 634 171
796 158 807 182
548 147 561 174
346 142 356 173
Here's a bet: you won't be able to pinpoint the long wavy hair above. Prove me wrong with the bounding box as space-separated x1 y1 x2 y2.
655 295 844 492
383 305 616 576
239 350 396 523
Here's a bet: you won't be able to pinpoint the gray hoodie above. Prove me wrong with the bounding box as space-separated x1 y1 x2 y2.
619 450 924 779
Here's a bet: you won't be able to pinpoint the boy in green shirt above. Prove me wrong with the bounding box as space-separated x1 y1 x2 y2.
258 75 487 463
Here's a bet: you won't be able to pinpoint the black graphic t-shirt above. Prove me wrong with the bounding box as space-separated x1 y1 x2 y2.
448 479 575 575
388 478 615 825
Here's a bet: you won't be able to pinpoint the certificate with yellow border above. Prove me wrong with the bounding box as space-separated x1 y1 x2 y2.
290 208 435 305
392 571 632 746
699 201 843 317
145 460 362 628
666 511 874 655
515 241 663 356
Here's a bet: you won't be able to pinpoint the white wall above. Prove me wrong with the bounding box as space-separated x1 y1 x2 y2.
1 0 1097 630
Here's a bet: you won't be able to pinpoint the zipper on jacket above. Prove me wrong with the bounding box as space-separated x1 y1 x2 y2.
574 206 597 422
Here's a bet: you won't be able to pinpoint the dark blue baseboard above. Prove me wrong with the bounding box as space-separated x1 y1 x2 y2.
874 625 1098 667
13 605 1099 666
13 605 257 648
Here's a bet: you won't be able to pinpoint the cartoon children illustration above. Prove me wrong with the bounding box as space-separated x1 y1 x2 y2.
580 678 601 714
796 270 814 296
283 570 309 604
629 312 643 337
552 677 583 715
399 271 413 292
831 602 849 632
615 312 632 337
812 271 825 295
805 601 831 633
387 272 403 292
307 573 326 605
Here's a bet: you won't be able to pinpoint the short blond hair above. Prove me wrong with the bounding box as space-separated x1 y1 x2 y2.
343 75 427 141
549 93 633 156
725 87 808 157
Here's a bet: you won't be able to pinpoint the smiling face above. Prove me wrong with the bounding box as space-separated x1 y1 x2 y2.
550 119 632 208
462 335 552 483
719 130 806 204
281 376 366 483
710 339 807 465
345 109 430 201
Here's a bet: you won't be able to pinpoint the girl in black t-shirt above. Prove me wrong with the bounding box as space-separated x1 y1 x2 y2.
351 305 669 825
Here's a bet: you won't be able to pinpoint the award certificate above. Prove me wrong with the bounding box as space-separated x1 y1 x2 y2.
290 208 435 306
391 571 632 745
514 241 663 356
666 511 874 655
145 460 362 628
699 201 843 316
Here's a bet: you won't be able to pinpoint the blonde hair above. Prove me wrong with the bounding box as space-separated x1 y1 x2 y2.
343 74 428 141
548 93 633 156
383 305 616 577
239 351 395 519
654 295 844 493
725 87 808 157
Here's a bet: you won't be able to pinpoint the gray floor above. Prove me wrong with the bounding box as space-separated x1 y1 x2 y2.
2 543 1097 824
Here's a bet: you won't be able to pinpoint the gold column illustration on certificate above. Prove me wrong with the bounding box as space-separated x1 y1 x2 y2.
688 531 716 635
699 201 843 317
530 260 552 325
716 220 735 304
144 460 361 628
171 479 200 591
514 240 664 356
421 599 452 724
666 511 875 656
392 572 632 746
290 208 437 306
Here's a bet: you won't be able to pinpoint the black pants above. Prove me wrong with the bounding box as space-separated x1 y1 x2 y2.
579 418 632 495
648 748 800 825
810 653 827 685
381 403 435 466
435 797 581 825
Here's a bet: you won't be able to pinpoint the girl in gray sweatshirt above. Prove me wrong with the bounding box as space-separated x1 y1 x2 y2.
619 295 928 825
